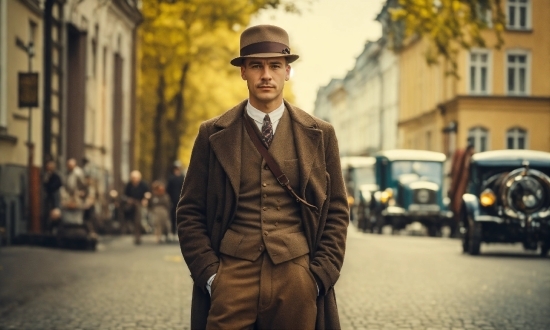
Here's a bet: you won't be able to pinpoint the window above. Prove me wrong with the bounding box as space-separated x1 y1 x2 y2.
468 50 491 94
507 0 531 30
468 127 489 153
506 51 530 95
506 127 527 149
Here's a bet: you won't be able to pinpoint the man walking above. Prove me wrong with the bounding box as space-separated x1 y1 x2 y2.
123 170 149 245
176 25 349 329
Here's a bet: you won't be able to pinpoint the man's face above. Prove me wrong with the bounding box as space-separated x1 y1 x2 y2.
241 57 290 109
67 159 76 171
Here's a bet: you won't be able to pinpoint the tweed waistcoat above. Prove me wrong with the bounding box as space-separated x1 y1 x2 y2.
219 109 309 264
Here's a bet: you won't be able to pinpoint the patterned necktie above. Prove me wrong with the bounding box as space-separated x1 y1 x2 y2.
261 114 274 147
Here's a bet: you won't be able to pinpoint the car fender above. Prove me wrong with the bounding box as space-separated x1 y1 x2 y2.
462 193 480 222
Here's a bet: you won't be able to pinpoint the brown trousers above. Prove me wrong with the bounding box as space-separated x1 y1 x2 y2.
206 253 318 329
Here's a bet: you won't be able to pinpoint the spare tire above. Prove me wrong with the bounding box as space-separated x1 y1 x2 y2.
499 167 550 219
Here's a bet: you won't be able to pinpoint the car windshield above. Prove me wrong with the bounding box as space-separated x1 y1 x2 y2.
391 161 442 184
354 166 375 185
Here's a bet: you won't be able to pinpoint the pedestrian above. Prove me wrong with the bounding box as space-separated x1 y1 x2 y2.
166 161 185 237
59 158 87 226
149 180 172 243
43 159 62 228
83 174 99 238
65 158 86 195
176 25 349 329
123 170 149 245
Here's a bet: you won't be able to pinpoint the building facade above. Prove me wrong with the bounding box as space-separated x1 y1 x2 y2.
397 0 550 155
0 0 141 244
0 0 45 243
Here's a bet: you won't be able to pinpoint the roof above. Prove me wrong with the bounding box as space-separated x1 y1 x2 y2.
375 149 446 162
472 150 550 166
340 156 376 169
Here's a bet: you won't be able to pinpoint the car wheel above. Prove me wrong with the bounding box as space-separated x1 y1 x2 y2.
540 241 550 257
375 215 385 235
427 225 440 237
467 219 482 255
461 224 469 253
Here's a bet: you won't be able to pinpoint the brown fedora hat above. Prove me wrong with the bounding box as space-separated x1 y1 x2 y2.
230 25 299 67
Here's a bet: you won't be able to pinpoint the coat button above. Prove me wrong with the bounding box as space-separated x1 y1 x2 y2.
262 183 267 187
264 231 269 236
263 194 267 198
264 165 269 170
263 207 267 211
277 206 281 211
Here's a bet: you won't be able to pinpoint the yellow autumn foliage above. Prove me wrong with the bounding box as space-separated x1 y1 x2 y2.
137 0 300 181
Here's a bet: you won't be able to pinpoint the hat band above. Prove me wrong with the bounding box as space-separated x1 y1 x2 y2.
240 41 290 57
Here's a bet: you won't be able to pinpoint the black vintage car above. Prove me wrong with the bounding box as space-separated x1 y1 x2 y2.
460 150 550 256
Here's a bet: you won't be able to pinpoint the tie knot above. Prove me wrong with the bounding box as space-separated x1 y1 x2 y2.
261 114 274 147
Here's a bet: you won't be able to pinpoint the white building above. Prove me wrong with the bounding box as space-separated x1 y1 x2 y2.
313 37 399 156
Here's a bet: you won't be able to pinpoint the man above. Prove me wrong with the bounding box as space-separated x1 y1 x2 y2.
60 158 87 225
166 161 185 236
65 158 86 195
123 170 150 244
177 25 349 329
43 160 62 228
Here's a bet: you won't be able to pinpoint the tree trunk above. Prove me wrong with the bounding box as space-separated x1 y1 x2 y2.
152 69 167 181
168 62 190 164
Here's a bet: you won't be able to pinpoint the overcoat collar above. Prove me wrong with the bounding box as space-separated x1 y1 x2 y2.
209 99 322 198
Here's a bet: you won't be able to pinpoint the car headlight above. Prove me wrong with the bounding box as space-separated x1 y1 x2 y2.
380 188 393 204
480 189 496 207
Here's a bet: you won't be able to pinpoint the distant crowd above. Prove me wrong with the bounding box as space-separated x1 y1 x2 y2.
42 159 185 244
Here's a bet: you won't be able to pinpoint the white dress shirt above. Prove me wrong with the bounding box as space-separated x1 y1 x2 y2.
246 100 285 134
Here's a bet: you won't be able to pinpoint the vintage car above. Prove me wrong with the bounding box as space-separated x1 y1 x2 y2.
460 150 550 256
341 156 377 231
369 150 452 236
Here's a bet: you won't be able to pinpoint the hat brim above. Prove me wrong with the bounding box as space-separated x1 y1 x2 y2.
230 53 299 67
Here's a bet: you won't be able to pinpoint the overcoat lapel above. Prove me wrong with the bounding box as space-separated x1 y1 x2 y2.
285 101 323 197
209 101 247 198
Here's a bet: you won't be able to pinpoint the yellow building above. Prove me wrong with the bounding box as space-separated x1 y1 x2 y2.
398 0 550 155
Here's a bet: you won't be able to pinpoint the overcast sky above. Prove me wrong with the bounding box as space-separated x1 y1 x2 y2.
250 0 386 112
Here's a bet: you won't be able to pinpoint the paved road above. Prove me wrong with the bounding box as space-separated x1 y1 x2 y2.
1 227 549 330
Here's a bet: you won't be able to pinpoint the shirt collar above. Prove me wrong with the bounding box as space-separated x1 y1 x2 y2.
246 100 285 124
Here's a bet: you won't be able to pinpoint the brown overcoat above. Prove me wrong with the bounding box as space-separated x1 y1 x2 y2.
176 100 349 329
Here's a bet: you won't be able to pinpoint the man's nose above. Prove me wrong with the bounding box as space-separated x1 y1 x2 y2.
260 67 272 80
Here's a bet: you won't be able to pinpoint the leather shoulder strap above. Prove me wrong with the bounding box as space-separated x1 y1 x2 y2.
243 116 317 210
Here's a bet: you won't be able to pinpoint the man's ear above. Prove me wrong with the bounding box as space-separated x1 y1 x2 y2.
240 66 246 80
285 65 291 81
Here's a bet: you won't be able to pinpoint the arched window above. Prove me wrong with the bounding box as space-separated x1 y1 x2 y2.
506 127 527 149
467 127 489 152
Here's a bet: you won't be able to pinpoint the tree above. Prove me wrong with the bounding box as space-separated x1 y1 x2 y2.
389 0 506 76
138 0 302 181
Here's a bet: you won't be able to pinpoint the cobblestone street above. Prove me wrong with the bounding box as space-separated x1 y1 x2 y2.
1 226 549 330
